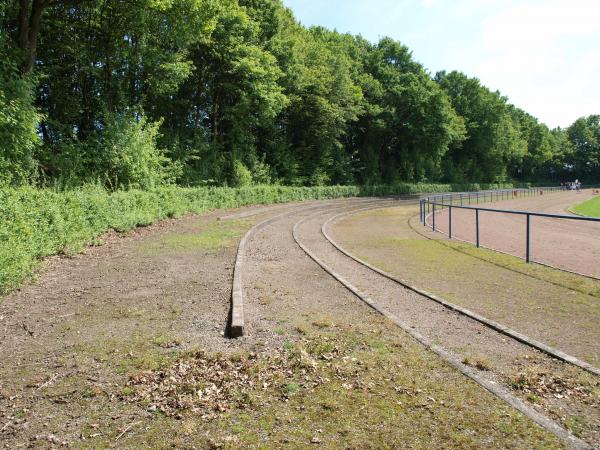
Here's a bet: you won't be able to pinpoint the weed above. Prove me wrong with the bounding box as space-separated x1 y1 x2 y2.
281 382 301 397
121 387 135 397
565 415 587 437
152 335 181 349
312 319 333 329
283 341 295 352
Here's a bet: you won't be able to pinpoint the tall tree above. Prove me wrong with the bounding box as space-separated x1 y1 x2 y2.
436 71 526 182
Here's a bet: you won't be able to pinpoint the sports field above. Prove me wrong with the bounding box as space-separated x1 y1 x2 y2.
1 192 598 448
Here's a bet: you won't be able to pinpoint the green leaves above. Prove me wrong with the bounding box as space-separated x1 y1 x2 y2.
0 36 41 186
1 0 597 188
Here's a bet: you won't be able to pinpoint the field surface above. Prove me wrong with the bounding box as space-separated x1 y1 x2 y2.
572 195 600 218
428 190 600 278
1 196 598 448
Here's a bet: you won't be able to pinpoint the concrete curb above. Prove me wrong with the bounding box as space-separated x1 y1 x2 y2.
292 209 590 450
323 207 600 377
229 198 389 337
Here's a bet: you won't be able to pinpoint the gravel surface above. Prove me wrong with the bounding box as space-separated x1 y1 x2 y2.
311 205 599 445
0 196 592 447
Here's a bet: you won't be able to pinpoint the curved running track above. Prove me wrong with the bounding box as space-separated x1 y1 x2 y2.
229 198 597 448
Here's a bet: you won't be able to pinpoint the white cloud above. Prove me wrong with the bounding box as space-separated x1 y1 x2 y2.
473 0 600 127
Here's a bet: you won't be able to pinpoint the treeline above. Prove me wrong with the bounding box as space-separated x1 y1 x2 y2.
1 0 599 189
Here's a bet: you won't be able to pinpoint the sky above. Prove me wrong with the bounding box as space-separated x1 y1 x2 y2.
281 0 600 129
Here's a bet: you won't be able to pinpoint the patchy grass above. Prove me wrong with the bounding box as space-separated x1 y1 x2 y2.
99 323 563 448
334 205 600 368
142 219 251 254
571 195 600 218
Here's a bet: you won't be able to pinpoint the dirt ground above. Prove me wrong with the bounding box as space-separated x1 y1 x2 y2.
428 190 600 278
335 206 600 369
329 205 600 444
0 199 567 448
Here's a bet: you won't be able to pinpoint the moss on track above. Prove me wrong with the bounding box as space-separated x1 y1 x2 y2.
333 205 600 368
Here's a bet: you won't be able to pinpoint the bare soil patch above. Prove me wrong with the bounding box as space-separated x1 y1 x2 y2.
0 206 255 447
0 199 570 448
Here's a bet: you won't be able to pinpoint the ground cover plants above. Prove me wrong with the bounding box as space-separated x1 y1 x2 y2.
332 205 600 368
0 182 524 294
572 195 600 217
94 322 564 448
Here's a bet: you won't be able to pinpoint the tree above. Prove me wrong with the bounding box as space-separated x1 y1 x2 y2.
436 71 526 182
567 115 600 180
0 3 42 185
352 39 465 183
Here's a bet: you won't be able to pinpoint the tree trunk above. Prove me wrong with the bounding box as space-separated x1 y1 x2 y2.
17 0 53 75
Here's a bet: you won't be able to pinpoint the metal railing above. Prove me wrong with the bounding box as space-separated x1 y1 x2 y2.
419 187 600 265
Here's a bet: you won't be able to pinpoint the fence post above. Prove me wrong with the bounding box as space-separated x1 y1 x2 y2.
420 200 423 223
433 203 436 231
449 206 452 239
475 209 480 248
526 214 531 263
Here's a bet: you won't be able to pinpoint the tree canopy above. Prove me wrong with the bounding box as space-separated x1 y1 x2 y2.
0 0 597 189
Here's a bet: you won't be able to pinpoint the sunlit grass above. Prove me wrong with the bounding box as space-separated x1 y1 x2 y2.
571 195 600 218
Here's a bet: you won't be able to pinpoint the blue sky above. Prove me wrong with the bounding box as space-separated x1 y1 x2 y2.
281 0 600 129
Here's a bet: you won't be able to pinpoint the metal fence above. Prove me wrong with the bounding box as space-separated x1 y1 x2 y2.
419 187 600 267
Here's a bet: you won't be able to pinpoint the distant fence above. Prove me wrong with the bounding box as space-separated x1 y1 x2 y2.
419 187 600 271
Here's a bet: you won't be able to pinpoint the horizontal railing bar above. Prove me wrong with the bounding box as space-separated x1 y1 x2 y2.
422 201 600 222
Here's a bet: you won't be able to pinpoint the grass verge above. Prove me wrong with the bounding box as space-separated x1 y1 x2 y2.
0 182 530 294
571 195 600 218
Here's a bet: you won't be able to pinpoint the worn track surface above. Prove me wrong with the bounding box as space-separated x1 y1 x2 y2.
428 190 600 278
0 197 594 448
282 202 597 447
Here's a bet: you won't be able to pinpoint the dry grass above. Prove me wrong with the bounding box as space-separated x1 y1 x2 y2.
85 322 563 449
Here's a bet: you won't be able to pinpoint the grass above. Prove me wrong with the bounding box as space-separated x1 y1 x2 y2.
84 321 563 449
0 182 536 294
571 195 600 218
141 220 251 254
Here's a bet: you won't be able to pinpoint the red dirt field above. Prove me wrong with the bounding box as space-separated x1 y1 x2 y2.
427 190 600 279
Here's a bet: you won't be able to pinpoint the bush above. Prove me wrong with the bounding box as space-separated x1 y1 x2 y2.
0 181 543 293
89 112 181 190
231 160 253 187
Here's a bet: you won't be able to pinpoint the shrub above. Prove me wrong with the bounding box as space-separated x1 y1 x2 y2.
0 181 543 293
231 160 253 187
90 112 181 190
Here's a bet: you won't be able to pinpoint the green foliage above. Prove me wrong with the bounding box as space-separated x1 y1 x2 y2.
0 36 41 186
436 71 526 183
0 182 525 293
231 160 253 187
568 116 600 180
0 0 597 188
89 112 181 190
